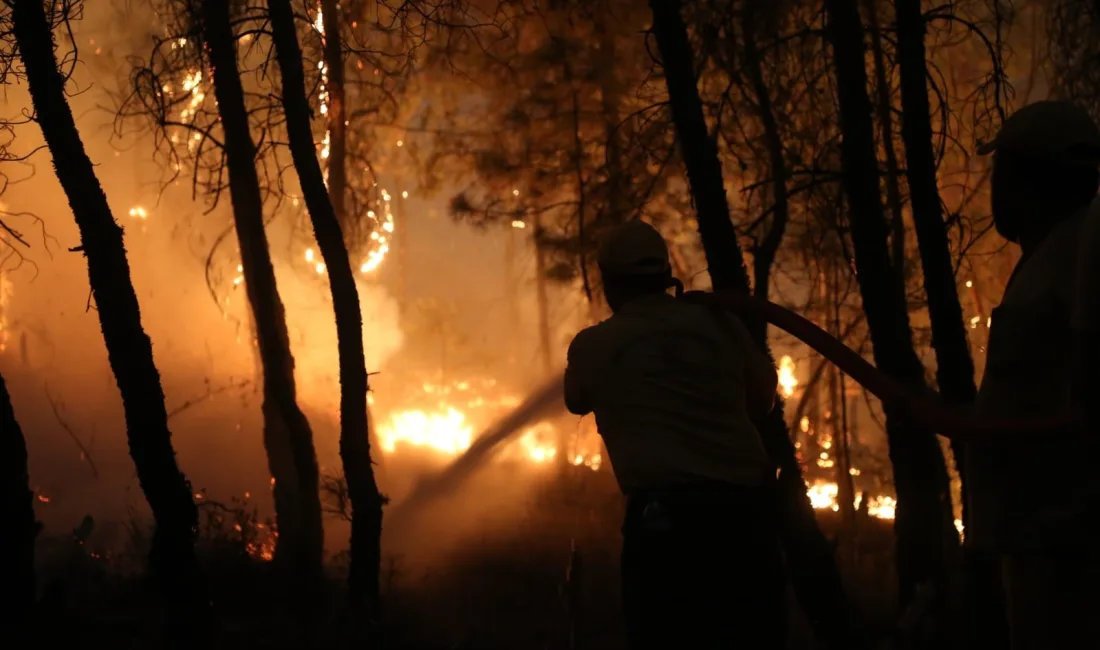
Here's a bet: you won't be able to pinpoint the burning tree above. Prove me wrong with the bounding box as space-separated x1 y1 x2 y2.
2 0 206 631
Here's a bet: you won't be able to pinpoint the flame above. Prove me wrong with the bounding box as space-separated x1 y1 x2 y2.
0 271 12 353
380 407 473 455
778 355 798 397
805 479 923 525
376 379 602 470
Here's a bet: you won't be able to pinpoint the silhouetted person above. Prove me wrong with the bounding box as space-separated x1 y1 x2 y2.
564 220 785 649
971 100 1100 650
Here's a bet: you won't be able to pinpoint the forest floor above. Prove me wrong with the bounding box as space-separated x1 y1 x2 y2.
26 467 911 649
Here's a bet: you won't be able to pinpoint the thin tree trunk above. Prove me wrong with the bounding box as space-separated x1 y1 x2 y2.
199 0 324 591
742 0 789 322
863 0 908 280
593 6 627 225
823 0 956 608
894 0 1004 644
269 0 385 612
11 0 205 630
0 371 37 628
648 1 865 647
320 0 349 235
534 214 553 374
894 0 977 518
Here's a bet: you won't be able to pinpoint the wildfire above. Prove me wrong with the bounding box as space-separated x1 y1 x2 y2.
376 379 602 470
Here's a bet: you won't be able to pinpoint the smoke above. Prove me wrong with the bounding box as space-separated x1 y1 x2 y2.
0 5 598 584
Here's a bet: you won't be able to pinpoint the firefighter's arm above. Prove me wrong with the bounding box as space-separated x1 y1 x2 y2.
726 313 779 420
564 331 593 416
1070 204 1100 422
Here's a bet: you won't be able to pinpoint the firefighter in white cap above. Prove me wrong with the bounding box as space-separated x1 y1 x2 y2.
971 99 1100 650
564 219 785 649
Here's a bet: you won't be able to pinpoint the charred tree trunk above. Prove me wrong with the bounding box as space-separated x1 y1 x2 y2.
199 0 324 591
894 1 1004 644
824 0 956 608
11 0 205 627
648 1 864 647
268 0 384 612
0 371 37 627
320 0 349 235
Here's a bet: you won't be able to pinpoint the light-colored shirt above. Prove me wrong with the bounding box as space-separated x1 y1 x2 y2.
564 292 775 493
968 204 1100 550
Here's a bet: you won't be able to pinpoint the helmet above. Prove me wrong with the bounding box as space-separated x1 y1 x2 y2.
977 100 1100 167
597 220 672 278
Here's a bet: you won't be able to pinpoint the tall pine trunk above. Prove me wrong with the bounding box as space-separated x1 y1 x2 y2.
11 0 204 624
0 370 37 628
894 0 1005 644
823 0 956 609
199 0 324 591
647 1 865 647
268 0 385 612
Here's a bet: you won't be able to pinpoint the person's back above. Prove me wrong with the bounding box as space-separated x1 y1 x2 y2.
567 292 772 492
563 220 784 650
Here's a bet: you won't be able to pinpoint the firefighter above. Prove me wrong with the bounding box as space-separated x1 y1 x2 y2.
971 99 1100 650
564 220 786 649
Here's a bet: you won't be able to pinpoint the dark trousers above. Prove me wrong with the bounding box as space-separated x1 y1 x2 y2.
621 484 786 650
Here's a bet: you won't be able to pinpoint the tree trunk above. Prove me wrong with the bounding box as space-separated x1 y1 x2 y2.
894 0 977 517
648 1 865 647
0 371 37 627
268 0 385 612
863 0 909 287
894 0 1005 644
593 6 628 226
12 0 205 627
199 0 324 590
534 215 553 374
823 0 956 608
320 0 349 236
742 0 789 321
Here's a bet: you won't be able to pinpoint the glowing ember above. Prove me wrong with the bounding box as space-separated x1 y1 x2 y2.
128 206 148 219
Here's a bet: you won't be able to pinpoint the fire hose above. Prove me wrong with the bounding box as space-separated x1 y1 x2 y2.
389 291 1081 521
